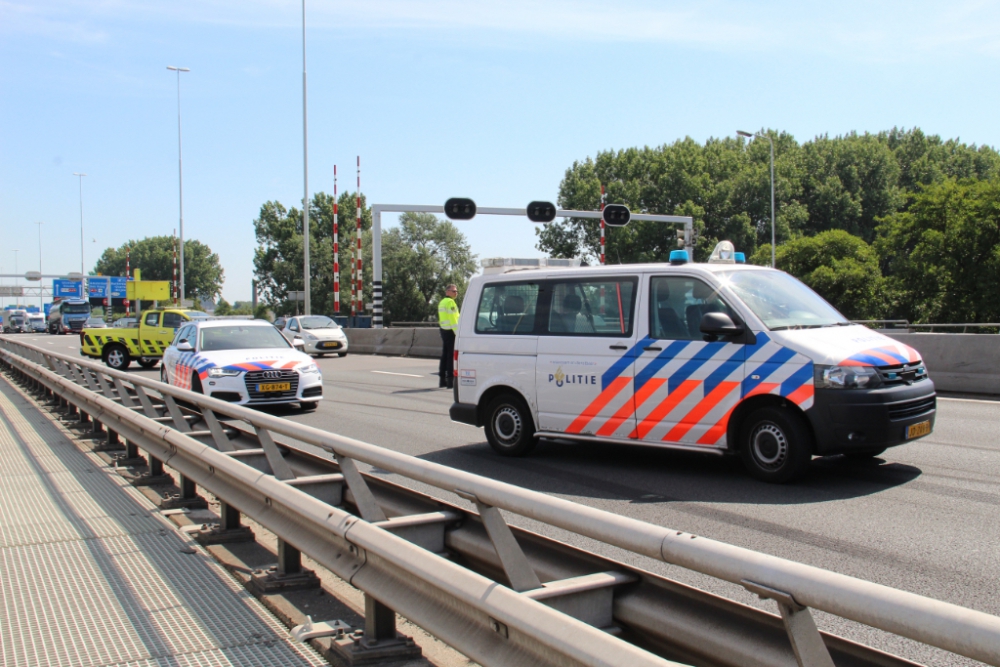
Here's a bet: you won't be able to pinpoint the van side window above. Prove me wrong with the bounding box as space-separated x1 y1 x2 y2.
145 312 160 327
476 283 540 334
546 278 637 336
649 276 736 340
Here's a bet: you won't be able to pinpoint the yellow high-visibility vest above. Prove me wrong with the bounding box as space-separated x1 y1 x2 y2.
438 297 459 330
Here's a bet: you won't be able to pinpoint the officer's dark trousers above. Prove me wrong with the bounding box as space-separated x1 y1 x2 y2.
439 328 455 388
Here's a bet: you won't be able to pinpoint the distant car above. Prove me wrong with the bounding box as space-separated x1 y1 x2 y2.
28 315 46 332
161 319 322 410
277 315 349 357
86 317 108 329
113 317 138 328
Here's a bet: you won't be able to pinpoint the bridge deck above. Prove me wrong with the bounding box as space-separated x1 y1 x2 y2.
0 378 327 667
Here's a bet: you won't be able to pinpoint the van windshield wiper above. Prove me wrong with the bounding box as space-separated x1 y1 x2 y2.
769 324 824 331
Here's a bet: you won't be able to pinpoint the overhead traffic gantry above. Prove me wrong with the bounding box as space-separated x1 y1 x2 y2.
368 199 694 328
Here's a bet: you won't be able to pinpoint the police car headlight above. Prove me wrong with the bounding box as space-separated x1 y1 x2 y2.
814 365 882 389
208 367 242 378
300 363 320 374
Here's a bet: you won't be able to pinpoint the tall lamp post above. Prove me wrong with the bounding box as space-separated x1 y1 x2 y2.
35 222 43 310
737 130 776 268
301 0 311 315
73 172 87 276
167 65 190 304
11 250 19 310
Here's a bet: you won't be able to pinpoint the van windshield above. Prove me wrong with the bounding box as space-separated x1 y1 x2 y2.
716 269 850 330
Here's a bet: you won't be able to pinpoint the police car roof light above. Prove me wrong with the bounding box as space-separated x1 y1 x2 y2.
708 241 737 264
669 250 689 265
734 252 746 263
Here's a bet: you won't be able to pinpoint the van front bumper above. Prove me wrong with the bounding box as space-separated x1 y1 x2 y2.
807 380 936 455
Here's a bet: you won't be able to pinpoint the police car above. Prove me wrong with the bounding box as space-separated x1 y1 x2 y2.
161 319 323 411
449 242 936 483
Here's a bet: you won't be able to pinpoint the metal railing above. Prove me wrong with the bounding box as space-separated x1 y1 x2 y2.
2 335 999 667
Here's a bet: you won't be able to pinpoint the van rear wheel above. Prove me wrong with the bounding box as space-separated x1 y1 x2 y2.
739 406 812 483
483 394 537 457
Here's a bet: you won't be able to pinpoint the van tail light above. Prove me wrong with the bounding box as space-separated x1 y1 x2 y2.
454 349 459 376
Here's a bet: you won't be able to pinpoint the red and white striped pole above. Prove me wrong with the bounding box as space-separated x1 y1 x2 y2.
125 246 131 316
355 155 362 321
600 184 606 266
333 166 339 314
172 230 178 305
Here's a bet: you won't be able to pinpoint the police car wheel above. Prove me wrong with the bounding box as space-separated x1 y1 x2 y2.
484 394 537 457
103 345 131 370
739 407 812 483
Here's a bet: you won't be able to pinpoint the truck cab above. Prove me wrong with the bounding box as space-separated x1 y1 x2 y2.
48 299 92 334
80 307 209 369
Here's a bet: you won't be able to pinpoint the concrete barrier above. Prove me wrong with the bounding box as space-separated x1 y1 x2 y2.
885 332 1000 395
346 329 999 395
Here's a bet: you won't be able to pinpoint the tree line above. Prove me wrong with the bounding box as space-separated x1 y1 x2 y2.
540 127 1000 323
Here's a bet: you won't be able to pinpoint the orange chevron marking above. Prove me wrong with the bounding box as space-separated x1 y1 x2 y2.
663 381 739 443
786 383 814 406
566 376 632 434
696 382 779 445
596 378 664 436
630 379 700 440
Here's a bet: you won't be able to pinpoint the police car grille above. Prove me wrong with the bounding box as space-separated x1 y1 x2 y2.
876 361 928 386
244 369 299 401
887 396 936 421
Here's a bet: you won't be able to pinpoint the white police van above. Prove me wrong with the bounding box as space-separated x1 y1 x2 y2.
449 243 936 482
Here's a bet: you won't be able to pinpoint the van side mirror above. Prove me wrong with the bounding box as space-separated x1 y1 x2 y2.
700 312 744 341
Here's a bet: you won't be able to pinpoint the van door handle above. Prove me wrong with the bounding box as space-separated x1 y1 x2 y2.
643 346 662 352
609 345 628 350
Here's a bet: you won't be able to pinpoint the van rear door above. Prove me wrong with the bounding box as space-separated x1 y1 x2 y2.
536 276 641 437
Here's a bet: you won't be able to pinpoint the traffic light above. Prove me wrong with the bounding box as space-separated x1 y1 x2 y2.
526 201 557 223
602 204 631 227
676 229 685 248
444 198 477 220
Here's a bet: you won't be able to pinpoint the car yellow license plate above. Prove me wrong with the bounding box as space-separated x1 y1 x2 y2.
320 341 340 349
906 420 931 439
257 382 291 392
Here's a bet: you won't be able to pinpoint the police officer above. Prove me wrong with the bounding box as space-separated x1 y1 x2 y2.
438 284 459 388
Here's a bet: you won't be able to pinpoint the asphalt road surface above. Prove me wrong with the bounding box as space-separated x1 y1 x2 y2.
21 332 1000 666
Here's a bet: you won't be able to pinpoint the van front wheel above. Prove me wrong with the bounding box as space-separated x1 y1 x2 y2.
739 407 812 483
484 394 537 457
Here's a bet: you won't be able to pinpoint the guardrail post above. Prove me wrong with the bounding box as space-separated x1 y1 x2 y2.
249 538 320 594
472 499 542 592
159 472 208 510
149 456 165 477
192 500 255 545
743 580 836 667
365 595 397 643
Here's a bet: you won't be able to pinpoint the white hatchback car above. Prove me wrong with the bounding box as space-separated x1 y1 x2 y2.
277 315 349 357
161 320 323 410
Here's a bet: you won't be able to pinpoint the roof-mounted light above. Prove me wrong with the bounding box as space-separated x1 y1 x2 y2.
708 241 737 264
669 250 689 265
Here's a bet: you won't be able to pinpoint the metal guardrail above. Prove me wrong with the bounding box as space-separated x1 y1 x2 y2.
2 336 999 667
853 320 1000 333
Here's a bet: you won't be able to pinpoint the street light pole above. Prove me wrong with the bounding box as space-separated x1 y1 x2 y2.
35 222 43 310
167 66 190 304
737 130 776 268
73 172 87 276
12 250 18 310
301 0 312 315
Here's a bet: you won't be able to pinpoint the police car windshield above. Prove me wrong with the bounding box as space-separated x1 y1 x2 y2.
200 325 291 351
300 316 338 330
716 270 849 330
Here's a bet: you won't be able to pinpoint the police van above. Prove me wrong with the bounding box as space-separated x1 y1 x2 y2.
449 243 936 482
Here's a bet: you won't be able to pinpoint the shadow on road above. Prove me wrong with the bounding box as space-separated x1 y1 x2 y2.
418 437 923 506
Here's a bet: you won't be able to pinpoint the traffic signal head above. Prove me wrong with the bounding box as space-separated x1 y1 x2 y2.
444 198 477 220
526 201 557 223
602 204 631 227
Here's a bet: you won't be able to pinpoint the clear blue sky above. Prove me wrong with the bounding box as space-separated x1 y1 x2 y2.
2 1 998 302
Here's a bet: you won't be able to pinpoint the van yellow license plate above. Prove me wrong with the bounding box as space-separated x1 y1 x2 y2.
257 382 291 392
906 420 931 439
320 341 340 349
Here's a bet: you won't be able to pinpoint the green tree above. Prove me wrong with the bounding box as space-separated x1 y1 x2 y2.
253 191 373 317
750 230 884 319
875 177 1000 323
382 212 477 324
214 298 232 316
231 301 254 315
93 236 224 302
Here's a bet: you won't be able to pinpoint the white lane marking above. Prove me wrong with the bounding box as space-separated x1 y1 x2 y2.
371 370 423 378
938 396 1000 405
